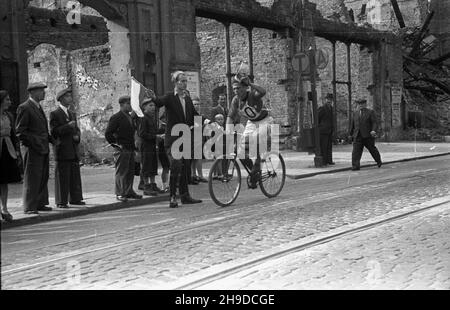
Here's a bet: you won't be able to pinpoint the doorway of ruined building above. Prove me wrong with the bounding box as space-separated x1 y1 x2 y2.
25 0 131 164
195 15 293 140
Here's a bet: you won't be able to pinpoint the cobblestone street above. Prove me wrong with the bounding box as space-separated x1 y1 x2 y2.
197 202 450 290
1 156 450 290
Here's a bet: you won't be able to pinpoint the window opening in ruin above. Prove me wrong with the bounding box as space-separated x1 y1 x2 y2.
25 1 131 164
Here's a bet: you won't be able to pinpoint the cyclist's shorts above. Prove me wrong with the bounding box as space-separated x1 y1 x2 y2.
241 116 276 157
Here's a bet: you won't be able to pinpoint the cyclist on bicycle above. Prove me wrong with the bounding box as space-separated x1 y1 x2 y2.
226 75 274 189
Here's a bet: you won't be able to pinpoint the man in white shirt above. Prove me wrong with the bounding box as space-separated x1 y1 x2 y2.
50 88 85 208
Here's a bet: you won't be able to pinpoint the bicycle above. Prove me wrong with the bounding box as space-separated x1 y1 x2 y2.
208 131 286 207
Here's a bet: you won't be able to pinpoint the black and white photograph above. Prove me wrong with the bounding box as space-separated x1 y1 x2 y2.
1 0 449 296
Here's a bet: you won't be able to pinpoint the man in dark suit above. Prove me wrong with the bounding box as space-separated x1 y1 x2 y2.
15 82 53 214
318 93 335 165
210 93 228 120
148 71 203 208
105 95 142 202
349 99 382 171
50 88 84 208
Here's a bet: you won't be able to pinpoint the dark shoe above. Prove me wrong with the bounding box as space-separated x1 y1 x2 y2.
189 179 199 185
377 161 382 168
169 196 179 208
181 196 202 204
57 204 69 209
24 210 39 215
138 181 145 190
198 177 208 183
37 206 52 211
70 201 86 205
327 162 336 165
116 195 128 202
1 212 13 222
351 167 360 171
151 183 163 193
143 184 158 196
126 193 143 199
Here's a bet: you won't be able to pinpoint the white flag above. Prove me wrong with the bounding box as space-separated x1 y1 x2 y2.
130 77 145 117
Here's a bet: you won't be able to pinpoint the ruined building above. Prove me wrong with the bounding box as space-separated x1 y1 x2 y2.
0 0 448 162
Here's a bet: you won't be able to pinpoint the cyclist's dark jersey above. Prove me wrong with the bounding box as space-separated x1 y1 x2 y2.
228 90 268 125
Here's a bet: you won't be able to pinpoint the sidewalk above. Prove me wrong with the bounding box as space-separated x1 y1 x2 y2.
1 141 449 229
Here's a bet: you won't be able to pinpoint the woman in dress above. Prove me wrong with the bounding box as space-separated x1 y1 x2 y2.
0 90 22 222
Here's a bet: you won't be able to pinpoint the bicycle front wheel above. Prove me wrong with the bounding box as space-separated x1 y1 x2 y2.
208 159 241 207
259 152 286 198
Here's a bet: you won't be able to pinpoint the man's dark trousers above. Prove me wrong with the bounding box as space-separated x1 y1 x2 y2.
114 148 135 196
55 160 83 204
320 133 333 164
166 147 188 198
351 133 381 169
22 147 49 211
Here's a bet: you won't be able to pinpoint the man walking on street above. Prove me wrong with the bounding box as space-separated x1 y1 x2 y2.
148 71 203 208
50 88 85 209
105 96 142 202
15 82 53 214
349 99 382 171
318 93 335 165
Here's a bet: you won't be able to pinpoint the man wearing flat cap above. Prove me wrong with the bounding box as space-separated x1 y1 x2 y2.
50 88 84 208
349 98 382 171
318 93 335 165
105 95 142 202
15 82 54 214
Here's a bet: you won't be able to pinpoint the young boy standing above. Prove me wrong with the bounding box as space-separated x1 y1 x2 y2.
138 99 162 196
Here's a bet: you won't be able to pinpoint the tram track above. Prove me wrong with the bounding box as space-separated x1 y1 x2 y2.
2 168 449 281
172 197 450 289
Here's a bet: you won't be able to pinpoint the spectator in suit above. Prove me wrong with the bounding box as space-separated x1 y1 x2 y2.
15 82 53 214
349 99 382 171
147 71 203 208
50 88 84 209
318 93 335 165
105 96 143 202
0 90 22 222
211 93 228 120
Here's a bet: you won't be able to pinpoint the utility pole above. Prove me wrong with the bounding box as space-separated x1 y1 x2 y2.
308 48 323 168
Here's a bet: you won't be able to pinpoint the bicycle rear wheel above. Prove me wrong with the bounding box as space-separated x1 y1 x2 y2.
208 159 241 207
259 152 286 198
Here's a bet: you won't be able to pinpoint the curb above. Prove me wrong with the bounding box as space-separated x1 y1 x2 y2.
2 152 449 230
0 194 169 230
287 152 450 180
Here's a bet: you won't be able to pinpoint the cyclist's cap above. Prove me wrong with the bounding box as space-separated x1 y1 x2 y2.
232 79 246 87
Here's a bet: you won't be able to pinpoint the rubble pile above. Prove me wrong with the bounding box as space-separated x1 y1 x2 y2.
396 9 450 138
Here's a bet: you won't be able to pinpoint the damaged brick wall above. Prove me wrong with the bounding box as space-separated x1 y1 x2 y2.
26 3 131 162
196 17 291 127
